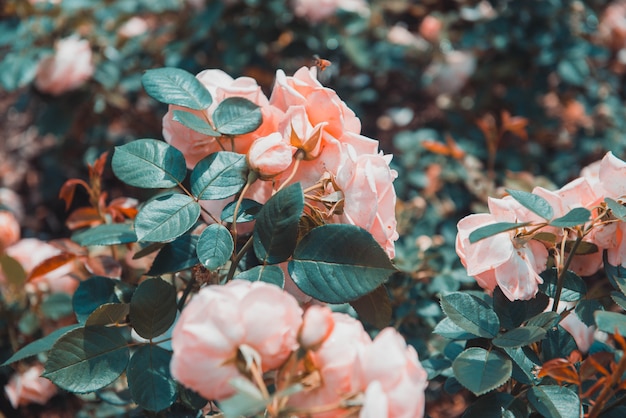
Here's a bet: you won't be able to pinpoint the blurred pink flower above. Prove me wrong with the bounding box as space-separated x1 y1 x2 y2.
0 210 20 252
387 25 428 50
424 50 476 96
419 15 443 43
4 364 57 408
35 36 94 96
118 17 149 38
291 0 369 23
247 133 295 179
298 305 335 350
354 328 428 418
170 280 302 400
456 196 549 300
284 313 371 417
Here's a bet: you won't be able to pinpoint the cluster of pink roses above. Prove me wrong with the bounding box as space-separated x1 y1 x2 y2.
170 280 427 417
163 66 398 258
35 36 94 96
456 151 626 302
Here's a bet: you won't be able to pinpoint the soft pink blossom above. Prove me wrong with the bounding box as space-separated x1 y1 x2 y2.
284 313 371 417
354 328 428 418
247 133 295 179
170 280 302 400
118 17 149 38
298 305 335 350
387 25 428 50
560 312 596 353
456 196 549 300
291 0 370 23
598 151 626 198
424 50 476 96
0 210 20 252
419 15 442 43
4 364 57 408
35 37 94 96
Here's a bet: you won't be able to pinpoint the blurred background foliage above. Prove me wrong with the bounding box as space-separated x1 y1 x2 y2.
2 0 626 415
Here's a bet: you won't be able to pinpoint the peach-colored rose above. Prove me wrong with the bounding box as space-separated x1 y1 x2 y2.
279 105 327 159
284 313 371 417
291 0 370 23
35 37 94 96
0 210 20 252
334 148 399 259
298 305 335 350
560 311 595 353
170 280 302 400
247 133 295 179
354 328 428 418
162 69 282 168
118 17 149 38
456 196 549 300
4 238 79 295
419 15 442 43
598 151 626 198
4 364 57 408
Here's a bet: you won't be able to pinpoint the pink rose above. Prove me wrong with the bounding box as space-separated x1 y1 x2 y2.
560 312 596 353
419 15 443 43
354 328 428 418
298 305 335 350
35 37 94 96
163 70 282 169
598 151 626 199
247 133 295 179
4 364 57 408
334 148 399 259
291 0 370 23
170 280 302 400
0 210 20 252
456 196 549 300
4 238 80 295
284 313 371 417
118 17 149 38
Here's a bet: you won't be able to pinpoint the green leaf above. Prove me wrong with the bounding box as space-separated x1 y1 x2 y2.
0 254 26 288
41 293 74 320
212 97 262 135
135 194 200 242
605 197 626 221
73 276 120 323
43 326 130 393
289 224 396 303
147 234 199 276
221 199 262 223
179 386 208 410
440 292 500 338
543 326 577 361
462 392 515 418
506 189 554 220
254 183 304 264
85 303 130 326
575 299 603 327
218 377 267 418
141 67 213 109
112 139 187 189
503 346 541 385
493 287 549 329
452 348 512 396
528 385 580 418
130 278 177 339
557 57 589 86
564 240 598 255
549 207 591 228
72 223 137 246
190 152 248 200
172 110 220 136
595 311 626 335
611 291 626 310
603 251 626 294
234 265 285 288
127 345 177 412
539 268 586 301
349 285 392 329
433 317 479 340
492 326 547 348
1 324 81 366
526 311 561 329
196 224 233 270
469 222 530 244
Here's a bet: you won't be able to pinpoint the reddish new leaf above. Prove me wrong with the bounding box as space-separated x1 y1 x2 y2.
59 179 91 211
27 253 77 282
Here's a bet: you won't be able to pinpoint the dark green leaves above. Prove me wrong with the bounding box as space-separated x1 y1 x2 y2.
452 348 512 395
539 268 586 301
142 67 213 110
528 385 580 418
289 224 396 303
235 265 285 288
112 139 186 189
469 222 529 244
190 152 248 200
196 224 233 270
135 194 200 242
595 311 626 335
492 326 547 348
253 183 303 264
129 278 177 339
440 292 500 338
506 189 554 220
72 223 137 246
212 97 262 135
173 110 220 136
549 207 591 228
73 276 120 323
43 326 129 393
127 345 177 412
605 197 626 221
2 324 81 366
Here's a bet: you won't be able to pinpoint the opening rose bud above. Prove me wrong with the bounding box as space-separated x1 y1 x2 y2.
247 133 295 179
298 305 335 350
